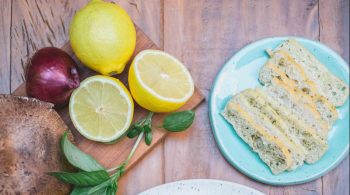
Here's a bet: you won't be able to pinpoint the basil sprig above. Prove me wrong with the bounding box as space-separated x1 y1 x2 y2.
48 170 109 186
127 112 154 145
48 130 144 195
71 186 109 195
50 109 196 194
127 110 195 145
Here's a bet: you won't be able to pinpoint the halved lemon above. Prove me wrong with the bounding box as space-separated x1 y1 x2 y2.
128 50 194 112
69 75 134 142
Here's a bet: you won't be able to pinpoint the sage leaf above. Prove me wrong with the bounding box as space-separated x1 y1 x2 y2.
163 110 195 132
61 131 104 172
48 170 109 186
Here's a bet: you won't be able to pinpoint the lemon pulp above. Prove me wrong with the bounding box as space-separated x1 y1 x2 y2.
129 50 194 112
69 75 134 142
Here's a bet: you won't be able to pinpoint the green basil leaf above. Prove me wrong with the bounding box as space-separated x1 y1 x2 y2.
105 181 118 195
88 167 123 194
71 186 108 195
61 131 105 172
144 123 152 133
162 110 195 132
87 176 116 194
145 132 152 145
127 127 141 138
48 170 109 186
71 184 116 195
135 123 144 132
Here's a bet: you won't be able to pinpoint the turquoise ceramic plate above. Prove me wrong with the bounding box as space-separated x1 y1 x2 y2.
209 37 349 185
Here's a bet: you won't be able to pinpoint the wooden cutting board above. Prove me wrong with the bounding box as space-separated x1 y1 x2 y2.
12 26 204 171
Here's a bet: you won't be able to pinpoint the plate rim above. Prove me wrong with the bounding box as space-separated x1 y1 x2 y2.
208 36 350 186
139 179 265 195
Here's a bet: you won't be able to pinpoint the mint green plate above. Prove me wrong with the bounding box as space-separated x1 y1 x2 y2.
209 37 349 186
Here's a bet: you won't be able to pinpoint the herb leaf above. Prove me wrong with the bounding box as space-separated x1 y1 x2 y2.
127 126 141 138
106 181 118 195
144 122 152 133
145 132 152 145
71 182 116 195
61 131 105 172
52 130 147 195
48 170 109 186
71 186 108 195
135 122 144 133
87 177 115 194
163 110 195 132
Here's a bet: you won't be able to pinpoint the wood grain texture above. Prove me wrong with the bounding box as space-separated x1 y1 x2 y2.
12 27 204 194
319 0 349 63
10 0 163 94
1 0 349 194
109 1 165 194
10 1 166 194
163 0 324 195
0 0 11 93
10 0 86 92
319 0 349 195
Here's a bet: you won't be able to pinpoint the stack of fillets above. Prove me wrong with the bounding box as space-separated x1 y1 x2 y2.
222 39 349 174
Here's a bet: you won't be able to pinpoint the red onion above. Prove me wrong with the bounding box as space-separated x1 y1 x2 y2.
26 47 80 107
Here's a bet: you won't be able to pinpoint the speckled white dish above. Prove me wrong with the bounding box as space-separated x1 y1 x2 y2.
138 179 265 195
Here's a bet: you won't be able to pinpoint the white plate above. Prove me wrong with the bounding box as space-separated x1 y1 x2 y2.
139 179 265 195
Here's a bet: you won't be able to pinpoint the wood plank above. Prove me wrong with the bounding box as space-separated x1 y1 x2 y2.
322 157 349 195
0 0 11 94
163 0 322 194
10 0 86 92
12 26 205 194
115 0 163 47
10 1 165 194
10 0 163 93
118 145 164 195
319 0 349 194
111 1 165 194
6 0 348 194
319 0 349 63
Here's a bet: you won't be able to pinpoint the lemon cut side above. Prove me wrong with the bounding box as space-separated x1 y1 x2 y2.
129 50 194 112
69 75 134 142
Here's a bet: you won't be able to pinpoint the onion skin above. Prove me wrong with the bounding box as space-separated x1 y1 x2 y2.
26 47 80 108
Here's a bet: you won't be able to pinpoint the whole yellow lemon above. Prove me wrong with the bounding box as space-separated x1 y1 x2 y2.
69 0 136 75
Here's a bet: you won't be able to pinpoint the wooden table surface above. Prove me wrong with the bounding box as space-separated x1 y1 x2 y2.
0 0 348 194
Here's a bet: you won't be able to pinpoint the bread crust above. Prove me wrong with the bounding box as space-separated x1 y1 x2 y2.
0 95 70 194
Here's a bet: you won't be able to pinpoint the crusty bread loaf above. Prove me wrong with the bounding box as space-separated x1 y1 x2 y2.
261 39 349 107
263 78 329 139
0 95 70 194
222 99 291 174
245 89 328 163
